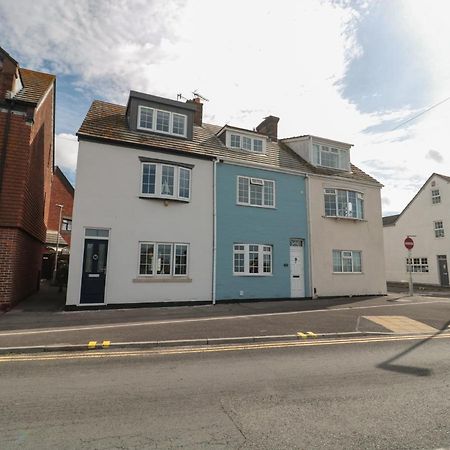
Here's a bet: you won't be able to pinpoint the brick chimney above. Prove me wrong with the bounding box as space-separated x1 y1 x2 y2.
186 97 203 126
256 115 279 141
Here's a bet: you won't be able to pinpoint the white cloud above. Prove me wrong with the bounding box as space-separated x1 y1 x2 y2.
55 134 78 175
1 0 449 214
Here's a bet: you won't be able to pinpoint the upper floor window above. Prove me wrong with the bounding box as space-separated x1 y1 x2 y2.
61 218 72 231
324 188 364 219
141 162 191 201
233 244 272 276
237 176 275 208
432 189 441 204
313 144 349 170
138 105 187 137
228 132 266 153
333 250 362 273
434 220 444 238
406 257 429 273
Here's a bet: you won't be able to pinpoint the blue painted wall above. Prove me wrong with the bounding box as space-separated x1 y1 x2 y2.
216 163 309 300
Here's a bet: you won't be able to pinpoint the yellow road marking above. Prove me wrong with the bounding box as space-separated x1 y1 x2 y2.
102 340 111 348
0 333 449 363
364 316 437 333
306 331 317 338
297 332 308 339
87 341 97 349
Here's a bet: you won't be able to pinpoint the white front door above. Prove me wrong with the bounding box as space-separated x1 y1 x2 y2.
290 239 305 298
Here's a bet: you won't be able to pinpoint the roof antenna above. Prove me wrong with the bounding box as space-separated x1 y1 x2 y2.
177 93 188 101
192 90 209 102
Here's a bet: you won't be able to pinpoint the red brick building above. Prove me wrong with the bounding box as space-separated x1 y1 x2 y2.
42 166 74 280
0 47 55 309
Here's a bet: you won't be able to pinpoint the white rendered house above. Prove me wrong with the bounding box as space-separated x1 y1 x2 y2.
383 173 450 286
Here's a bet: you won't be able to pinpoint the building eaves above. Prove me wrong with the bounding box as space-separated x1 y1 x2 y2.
12 68 55 105
55 166 75 196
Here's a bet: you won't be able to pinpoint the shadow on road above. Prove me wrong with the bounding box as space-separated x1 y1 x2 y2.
376 320 450 377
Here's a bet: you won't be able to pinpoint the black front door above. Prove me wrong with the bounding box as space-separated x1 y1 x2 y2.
438 255 449 287
80 239 108 304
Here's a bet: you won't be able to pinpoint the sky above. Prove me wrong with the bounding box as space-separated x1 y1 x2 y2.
1 0 449 215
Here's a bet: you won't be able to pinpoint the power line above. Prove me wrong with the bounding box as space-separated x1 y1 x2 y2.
391 95 450 131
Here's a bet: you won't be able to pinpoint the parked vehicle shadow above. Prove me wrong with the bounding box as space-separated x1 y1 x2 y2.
376 320 450 377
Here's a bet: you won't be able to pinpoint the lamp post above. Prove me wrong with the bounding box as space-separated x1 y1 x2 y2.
52 204 64 284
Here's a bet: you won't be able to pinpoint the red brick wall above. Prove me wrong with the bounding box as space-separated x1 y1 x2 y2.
0 227 42 308
47 169 74 246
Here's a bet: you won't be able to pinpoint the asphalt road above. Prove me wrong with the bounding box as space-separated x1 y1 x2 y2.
1 335 450 449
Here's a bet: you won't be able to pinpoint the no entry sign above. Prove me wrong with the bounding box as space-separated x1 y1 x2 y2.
404 237 414 250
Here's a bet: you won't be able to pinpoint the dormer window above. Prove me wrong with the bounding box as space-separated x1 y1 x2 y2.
137 105 187 137
313 144 349 170
227 132 266 153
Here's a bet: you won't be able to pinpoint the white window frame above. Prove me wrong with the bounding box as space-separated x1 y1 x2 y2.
138 242 189 277
227 131 266 154
324 188 364 219
432 189 441 204
313 143 349 170
233 244 272 276
333 250 362 273
434 220 444 238
140 162 191 202
237 176 275 208
406 257 429 273
137 105 187 138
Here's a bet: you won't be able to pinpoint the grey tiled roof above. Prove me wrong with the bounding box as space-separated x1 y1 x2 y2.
382 214 400 226
78 100 381 185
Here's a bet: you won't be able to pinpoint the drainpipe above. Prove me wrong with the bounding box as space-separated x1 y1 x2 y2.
212 157 219 305
304 173 315 298
0 100 14 200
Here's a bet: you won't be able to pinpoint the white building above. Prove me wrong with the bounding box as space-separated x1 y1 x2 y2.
283 135 387 297
383 173 450 286
66 92 214 306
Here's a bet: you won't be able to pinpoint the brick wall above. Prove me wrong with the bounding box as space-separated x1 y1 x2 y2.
0 227 42 308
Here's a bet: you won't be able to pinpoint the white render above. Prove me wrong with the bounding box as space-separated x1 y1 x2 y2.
384 174 450 285
308 175 387 297
66 140 213 305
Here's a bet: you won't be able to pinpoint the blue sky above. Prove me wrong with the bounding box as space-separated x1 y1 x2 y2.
1 0 449 214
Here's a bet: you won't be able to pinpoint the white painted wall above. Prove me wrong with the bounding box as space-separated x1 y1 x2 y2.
67 141 214 305
384 174 450 284
308 176 386 297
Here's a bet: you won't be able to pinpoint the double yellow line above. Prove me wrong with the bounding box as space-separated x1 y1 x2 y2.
1 332 449 363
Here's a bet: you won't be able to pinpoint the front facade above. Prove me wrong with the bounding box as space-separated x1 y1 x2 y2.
0 47 55 308
67 89 385 307
283 135 386 297
383 173 450 286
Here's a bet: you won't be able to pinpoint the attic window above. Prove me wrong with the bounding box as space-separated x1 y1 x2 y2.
227 132 266 153
313 143 349 171
138 106 187 137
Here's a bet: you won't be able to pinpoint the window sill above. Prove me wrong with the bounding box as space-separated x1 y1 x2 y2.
133 277 192 283
139 195 190 203
332 272 363 275
237 203 276 210
233 274 273 277
323 215 366 222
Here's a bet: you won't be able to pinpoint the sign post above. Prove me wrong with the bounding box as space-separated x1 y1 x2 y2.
404 236 414 296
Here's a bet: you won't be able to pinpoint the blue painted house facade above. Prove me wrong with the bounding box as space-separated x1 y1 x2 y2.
216 162 310 300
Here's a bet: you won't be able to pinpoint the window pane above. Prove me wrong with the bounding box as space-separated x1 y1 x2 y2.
263 253 271 273
161 165 175 196
337 190 348 216
85 228 109 237
264 181 274 206
321 147 339 168
253 139 263 152
342 255 353 272
238 177 249 203
234 253 245 273
313 144 320 165
142 163 156 194
157 244 172 275
178 168 190 199
156 110 170 132
333 250 342 272
353 252 362 272
249 248 259 273
84 243 94 272
230 134 241 148
324 191 337 216
250 183 263 206
348 191 357 218
174 244 188 275
357 194 364 219
139 107 153 129
242 136 252 150
139 243 154 275
172 114 186 136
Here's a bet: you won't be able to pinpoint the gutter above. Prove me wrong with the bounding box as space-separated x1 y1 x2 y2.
0 100 13 199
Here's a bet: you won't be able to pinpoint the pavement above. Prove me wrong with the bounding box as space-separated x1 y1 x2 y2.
0 281 449 354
